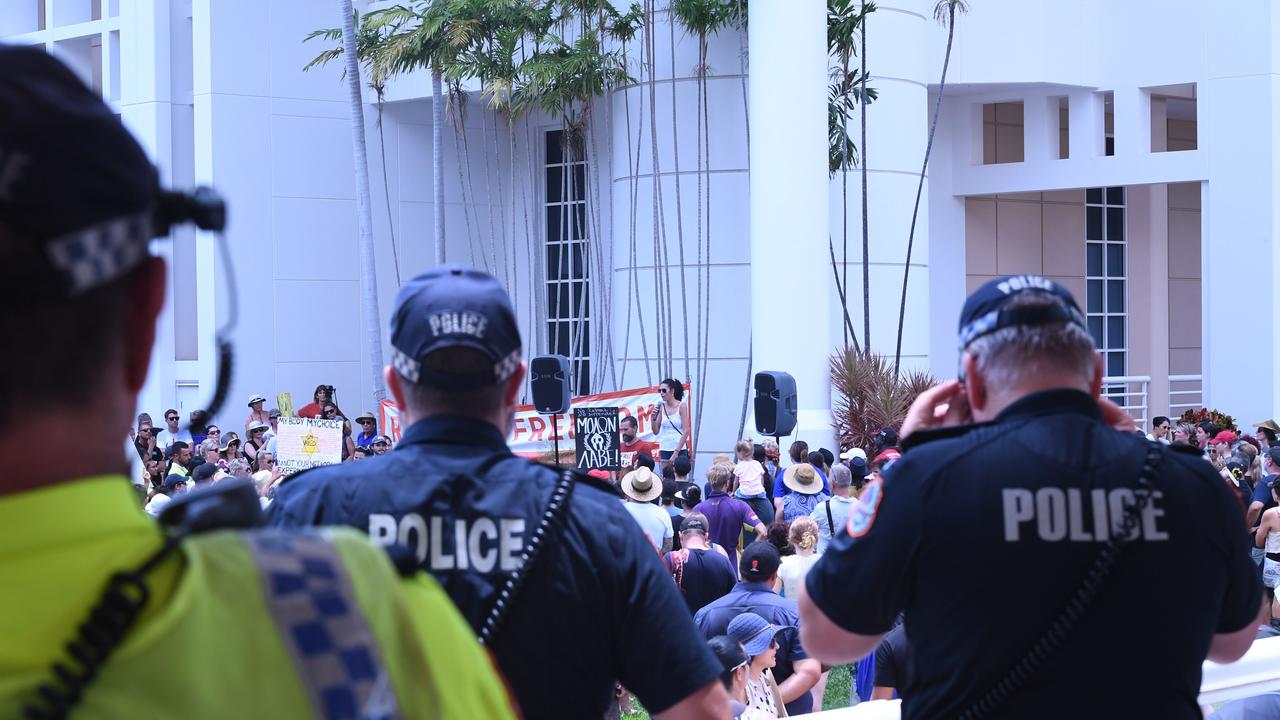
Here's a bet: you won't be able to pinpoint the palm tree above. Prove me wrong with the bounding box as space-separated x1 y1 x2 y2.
892 0 969 375
337 0 388 401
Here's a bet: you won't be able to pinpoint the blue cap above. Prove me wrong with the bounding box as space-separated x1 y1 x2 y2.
0 45 161 297
958 275 1087 350
389 265 522 389
726 612 792 657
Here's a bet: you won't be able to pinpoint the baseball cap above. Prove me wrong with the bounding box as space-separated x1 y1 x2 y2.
268 408 282 419
839 447 867 461
740 541 781 581
680 515 708 533
192 463 219 484
0 46 222 299
372 435 391 445
958 275 1087 350
1225 459 1247 481
162 473 190 489
726 612 792 657
389 265 522 389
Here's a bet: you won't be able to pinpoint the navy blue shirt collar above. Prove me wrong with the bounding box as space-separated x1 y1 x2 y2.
994 388 1102 424
399 414 512 452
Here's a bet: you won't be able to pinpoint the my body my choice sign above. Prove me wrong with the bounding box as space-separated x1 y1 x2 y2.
573 406 620 471
276 416 343 473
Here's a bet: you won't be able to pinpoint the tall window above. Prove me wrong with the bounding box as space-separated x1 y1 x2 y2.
545 129 590 396
1086 187 1126 386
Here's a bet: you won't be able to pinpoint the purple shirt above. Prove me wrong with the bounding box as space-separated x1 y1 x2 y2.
693 490 762 569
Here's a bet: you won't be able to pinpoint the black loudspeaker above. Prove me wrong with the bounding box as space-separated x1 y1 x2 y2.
530 354 571 414
754 371 798 436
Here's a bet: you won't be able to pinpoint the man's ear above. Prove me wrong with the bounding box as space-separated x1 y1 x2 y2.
123 257 167 393
962 352 987 414
384 366 407 411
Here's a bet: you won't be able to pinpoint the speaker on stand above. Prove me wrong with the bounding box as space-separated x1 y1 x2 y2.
753 372 798 450
530 355 571 463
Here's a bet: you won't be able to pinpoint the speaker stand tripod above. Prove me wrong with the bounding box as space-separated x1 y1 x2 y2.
551 413 560 465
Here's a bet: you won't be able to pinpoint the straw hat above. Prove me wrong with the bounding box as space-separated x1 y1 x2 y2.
783 463 821 495
621 466 663 502
1255 419 1280 433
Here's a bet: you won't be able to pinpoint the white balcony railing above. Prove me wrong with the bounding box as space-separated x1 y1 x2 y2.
1170 374 1204 416
1102 375 1150 428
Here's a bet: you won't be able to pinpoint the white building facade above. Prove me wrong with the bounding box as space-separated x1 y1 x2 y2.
4 0 1271 465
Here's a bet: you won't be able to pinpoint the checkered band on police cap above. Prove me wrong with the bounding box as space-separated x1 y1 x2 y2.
389 265 522 389
957 274 1088 350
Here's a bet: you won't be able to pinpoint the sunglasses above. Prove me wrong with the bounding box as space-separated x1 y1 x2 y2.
359 419 375 425
252 428 265 433
165 416 178 422
659 388 668 393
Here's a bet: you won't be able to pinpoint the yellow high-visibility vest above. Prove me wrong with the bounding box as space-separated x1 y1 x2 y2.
0 476 515 718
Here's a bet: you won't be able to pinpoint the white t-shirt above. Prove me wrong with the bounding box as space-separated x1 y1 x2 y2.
776 552 821 597
621 500 674 551
734 460 768 497
811 495 859 554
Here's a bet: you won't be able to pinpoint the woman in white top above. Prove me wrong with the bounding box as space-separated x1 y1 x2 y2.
651 378 692 465
1254 479 1280 625
775 516 826 708
727 613 786 719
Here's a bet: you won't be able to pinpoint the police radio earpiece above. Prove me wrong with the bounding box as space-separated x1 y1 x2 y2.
155 187 237 434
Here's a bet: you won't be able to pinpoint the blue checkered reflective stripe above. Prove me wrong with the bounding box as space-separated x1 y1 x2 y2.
44 211 152 294
243 531 400 720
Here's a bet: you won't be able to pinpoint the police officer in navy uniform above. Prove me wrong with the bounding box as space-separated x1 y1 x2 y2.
268 266 728 719
797 275 1266 719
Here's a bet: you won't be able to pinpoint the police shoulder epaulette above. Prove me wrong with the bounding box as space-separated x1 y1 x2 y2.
532 463 621 496
900 420 993 453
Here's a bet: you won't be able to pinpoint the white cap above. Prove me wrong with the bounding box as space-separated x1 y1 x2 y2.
840 447 867 461
247 393 267 406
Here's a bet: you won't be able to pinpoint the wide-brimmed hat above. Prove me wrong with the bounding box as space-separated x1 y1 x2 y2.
727 612 792 657
218 433 240 452
1255 419 1280 433
248 421 269 433
247 394 266 407
355 410 377 423
621 466 663 502
783 463 821 494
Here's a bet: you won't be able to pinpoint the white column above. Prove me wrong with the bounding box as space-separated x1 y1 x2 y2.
749 0 831 448
1201 4 1279 420
1068 89 1105 160
1113 86 1151 158
119 0 176 422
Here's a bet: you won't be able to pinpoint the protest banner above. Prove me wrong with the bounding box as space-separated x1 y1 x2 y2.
275 416 343 473
376 383 689 458
507 383 688 457
379 400 403 443
573 407 620 470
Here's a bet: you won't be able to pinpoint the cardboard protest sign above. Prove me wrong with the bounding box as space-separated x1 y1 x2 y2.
573 407 620 470
275 416 343 473
379 400 403 443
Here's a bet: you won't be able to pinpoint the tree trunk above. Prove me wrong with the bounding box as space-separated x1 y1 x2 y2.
432 67 445 265
339 0 387 401
894 4 957 375
860 14 871 353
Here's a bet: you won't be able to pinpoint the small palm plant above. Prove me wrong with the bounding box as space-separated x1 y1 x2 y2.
830 346 936 454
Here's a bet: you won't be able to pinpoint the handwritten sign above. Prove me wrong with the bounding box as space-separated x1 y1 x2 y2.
574 406 620 471
276 416 343 473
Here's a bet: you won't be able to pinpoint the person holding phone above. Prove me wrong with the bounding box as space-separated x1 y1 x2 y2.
798 274 1266 719
652 378 692 467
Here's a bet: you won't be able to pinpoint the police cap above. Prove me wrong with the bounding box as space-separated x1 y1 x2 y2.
958 274 1088 350
389 265 522 389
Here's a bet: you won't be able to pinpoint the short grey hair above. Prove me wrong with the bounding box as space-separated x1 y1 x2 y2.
829 463 853 489
965 292 1097 391
199 439 220 455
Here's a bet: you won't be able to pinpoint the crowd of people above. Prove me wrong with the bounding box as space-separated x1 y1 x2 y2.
131 384 395 516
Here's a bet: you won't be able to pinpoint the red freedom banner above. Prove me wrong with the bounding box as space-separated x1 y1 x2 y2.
378 383 689 457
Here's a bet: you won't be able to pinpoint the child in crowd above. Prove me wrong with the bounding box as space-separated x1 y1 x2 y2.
733 440 776 532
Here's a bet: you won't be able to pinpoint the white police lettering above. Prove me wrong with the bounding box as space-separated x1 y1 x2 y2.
1002 488 1169 542
427 311 489 339
368 513 526 571
996 275 1054 296
0 148 30 202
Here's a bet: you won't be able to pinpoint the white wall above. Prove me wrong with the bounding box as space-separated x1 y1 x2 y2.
609 4 753 466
